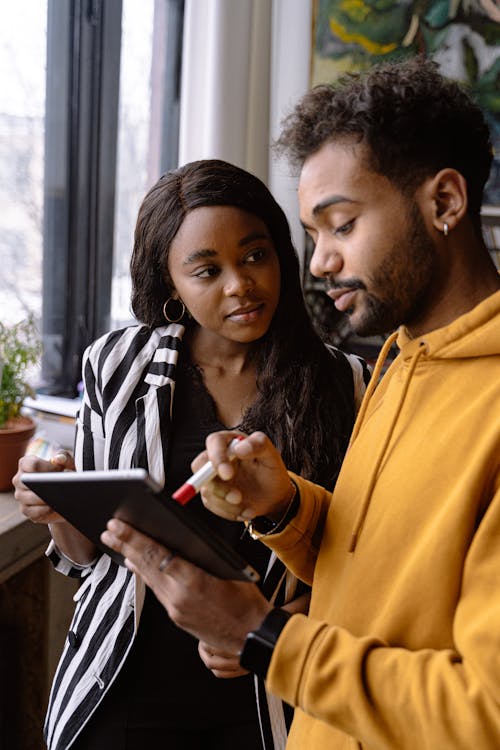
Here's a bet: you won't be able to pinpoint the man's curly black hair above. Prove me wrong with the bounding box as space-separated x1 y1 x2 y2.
275 56 492 221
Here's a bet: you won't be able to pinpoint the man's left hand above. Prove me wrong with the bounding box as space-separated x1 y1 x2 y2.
101 519 271 654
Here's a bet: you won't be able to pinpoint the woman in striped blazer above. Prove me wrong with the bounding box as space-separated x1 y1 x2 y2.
15 160 369 750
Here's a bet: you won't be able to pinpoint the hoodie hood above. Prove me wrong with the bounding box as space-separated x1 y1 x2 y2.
347 288 500 552
397 287 500 361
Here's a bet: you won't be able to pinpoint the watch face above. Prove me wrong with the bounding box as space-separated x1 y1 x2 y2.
239 631 274 679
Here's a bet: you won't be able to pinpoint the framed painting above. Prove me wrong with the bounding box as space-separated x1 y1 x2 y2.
311 0 500 205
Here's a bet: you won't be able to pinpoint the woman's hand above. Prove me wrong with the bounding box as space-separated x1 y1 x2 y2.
101 518 272 653
193 430 295 523
198 594 311 678
13 451 75 524
198 594 311 679
198 641 250 678
13 451 98 565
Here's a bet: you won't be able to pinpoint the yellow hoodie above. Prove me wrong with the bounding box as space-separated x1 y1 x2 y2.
264 289 500 749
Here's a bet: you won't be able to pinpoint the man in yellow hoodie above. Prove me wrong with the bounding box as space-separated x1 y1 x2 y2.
103 57 500 748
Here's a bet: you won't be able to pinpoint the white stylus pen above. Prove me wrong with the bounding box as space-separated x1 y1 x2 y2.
172 436 244 505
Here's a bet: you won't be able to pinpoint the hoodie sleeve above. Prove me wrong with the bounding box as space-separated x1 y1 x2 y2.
266 479 500 749
261 473 332 586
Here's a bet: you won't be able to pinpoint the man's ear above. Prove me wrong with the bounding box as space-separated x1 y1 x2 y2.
425 168 468 234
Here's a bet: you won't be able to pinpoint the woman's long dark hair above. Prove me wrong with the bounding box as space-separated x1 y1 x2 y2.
130 159 356 488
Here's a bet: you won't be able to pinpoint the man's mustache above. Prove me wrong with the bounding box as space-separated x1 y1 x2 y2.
325 278 365 293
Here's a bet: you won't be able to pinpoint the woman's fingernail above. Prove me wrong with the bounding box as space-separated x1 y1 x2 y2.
240 508 254 519
51 452 69 465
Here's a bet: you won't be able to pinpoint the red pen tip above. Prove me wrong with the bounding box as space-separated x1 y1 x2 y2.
172 483 196 505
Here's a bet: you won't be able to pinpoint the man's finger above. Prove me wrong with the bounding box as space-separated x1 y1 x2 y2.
101 518 164 566
200 481 244 521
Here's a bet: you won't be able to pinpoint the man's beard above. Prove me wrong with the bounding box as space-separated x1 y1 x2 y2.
340 203 438 337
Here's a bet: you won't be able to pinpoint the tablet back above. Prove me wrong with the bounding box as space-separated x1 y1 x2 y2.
21 469 259 582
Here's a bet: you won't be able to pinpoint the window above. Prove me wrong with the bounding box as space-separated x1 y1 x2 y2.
112 0 184 327
0 0 184 396
0 1 47 324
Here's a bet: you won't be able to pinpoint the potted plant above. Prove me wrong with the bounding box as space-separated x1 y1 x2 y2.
0 316 42 491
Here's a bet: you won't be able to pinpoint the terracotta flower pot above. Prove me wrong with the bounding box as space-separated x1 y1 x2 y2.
0 416 36 492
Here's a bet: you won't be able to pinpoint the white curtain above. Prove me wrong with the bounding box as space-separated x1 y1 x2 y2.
179 0 312 263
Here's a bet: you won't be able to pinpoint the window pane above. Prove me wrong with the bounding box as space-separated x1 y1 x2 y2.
111 0 156 328
0 1 47 324
112 0 183 328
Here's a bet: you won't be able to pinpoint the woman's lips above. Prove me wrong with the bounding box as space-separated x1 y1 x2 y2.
226 303 264 322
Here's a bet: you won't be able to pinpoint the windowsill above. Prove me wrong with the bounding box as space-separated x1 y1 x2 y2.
23 393 80 452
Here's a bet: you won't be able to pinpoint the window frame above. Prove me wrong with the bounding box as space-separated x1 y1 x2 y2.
42 0 122 396
42 0 184 396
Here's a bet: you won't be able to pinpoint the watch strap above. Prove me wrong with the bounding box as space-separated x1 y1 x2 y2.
239 607 292 679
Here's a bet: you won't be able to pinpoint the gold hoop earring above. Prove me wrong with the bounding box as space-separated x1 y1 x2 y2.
162 297 186 323
443 222 449 237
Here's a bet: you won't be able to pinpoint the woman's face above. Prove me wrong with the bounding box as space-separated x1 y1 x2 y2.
166 205 281 345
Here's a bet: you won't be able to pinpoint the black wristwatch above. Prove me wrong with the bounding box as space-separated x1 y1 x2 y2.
239 608 292 679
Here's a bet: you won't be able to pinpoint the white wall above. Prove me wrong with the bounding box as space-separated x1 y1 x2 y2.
268 0 312 268
179 0 313 263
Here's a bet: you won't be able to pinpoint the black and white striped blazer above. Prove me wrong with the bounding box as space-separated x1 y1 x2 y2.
44 323 368 750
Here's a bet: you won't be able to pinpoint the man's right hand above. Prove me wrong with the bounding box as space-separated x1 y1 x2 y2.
13 451 75 525
196 430 295 523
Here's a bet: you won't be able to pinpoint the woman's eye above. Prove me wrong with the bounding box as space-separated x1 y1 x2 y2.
246 248 266 263
194 266 219 278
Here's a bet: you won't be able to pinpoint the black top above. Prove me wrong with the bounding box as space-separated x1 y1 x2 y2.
103 355 271 731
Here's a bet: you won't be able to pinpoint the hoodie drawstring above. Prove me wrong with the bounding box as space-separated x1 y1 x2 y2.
348 332 399 447
348 336 427 553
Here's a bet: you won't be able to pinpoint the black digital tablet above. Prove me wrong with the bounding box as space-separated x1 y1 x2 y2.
20 469 259 583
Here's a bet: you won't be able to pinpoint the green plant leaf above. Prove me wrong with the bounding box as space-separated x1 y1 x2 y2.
0 316 42 428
